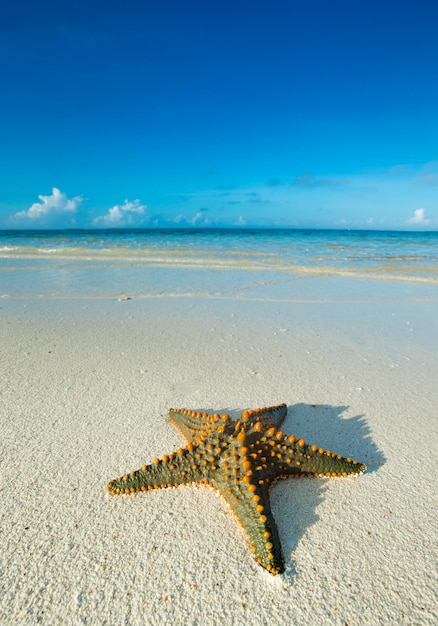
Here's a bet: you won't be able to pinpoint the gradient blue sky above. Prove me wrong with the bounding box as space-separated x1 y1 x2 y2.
1 0 437 229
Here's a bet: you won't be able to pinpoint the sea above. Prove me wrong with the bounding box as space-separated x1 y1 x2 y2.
1 228 437 300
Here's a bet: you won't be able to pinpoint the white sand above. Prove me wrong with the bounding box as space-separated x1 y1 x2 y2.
1 278 437 624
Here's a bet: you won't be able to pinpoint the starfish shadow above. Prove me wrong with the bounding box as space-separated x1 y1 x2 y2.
284 403 385 472
270 403 385 577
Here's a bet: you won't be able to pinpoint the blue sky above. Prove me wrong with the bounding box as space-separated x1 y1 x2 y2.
1 0 437 229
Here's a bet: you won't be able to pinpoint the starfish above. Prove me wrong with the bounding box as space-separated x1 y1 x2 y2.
107 403 366 575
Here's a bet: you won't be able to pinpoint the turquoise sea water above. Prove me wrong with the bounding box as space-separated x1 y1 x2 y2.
1 228 437 299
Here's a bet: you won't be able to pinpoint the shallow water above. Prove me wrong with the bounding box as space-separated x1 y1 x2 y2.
1 228 437 298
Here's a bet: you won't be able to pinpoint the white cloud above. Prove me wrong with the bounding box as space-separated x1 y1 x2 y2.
93 199 148 227
171 210 212 226
190 211 210 225
13 188 83 223
406 208 430 225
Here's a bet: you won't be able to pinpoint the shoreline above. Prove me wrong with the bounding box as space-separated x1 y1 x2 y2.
1 282 437 624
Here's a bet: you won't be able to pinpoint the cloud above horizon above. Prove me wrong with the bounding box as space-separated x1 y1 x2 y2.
92 199 148 227
12 188 83 225
406 208 430 225
4 162 437 230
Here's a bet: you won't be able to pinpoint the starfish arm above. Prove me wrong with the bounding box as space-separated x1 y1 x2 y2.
242 403 287 429
267 433 366 478
213 480 284 575
168 408 231 443
107 446 208 495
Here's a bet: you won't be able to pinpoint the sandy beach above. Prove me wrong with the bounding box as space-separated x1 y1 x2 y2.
1 276 437 624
